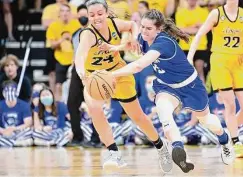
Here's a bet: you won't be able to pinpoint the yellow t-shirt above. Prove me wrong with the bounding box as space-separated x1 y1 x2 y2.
42 3 77 22
107 0 131 20
84 18 123 71
46 19 81 65
211 6 243 54
176 6 209 50
129 0 168 14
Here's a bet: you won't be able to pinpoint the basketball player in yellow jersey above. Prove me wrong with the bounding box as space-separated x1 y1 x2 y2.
188 0 243 158
75 0 173 173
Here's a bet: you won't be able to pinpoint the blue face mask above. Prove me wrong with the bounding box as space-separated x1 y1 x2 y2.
40 96 53 106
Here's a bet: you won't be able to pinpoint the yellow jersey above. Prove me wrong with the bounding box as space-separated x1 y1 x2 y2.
176 6 209 50
84 18 124 72
211 6 243 54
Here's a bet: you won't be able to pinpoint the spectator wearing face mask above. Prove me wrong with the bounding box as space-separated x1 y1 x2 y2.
0 54 32 102
0 80 33 147
32 87 73 147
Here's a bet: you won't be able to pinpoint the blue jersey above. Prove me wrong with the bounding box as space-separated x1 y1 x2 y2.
34 101 69 129
0 99 31 128
138 32 208 111
138 32 194 84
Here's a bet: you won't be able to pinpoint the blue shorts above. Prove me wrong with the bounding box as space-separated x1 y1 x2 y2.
153 77 208 112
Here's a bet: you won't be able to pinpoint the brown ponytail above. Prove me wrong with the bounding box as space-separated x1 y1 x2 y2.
163 18 190 43
143 9 190 43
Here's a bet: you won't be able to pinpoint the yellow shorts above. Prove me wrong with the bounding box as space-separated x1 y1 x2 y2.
112 74 137 102
86 61 137 102
210 52 243 92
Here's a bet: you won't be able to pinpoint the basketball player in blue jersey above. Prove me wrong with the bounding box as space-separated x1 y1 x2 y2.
105 9 235 172
0 80 33 147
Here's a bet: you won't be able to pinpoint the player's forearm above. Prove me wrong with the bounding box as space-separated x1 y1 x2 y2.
130 21 139 40
187 34 203 64
112 61 142 77
75 48 87 78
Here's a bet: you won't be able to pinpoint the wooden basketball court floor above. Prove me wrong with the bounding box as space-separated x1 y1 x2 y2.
0 146 242 177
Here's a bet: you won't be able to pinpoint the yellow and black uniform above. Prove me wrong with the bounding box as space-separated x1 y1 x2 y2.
46 19 81 83
210 6 243 92
81 17 136 102
176 5 209 61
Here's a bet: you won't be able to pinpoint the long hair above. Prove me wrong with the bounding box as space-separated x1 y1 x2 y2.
38 87 57 120
143 9 190 42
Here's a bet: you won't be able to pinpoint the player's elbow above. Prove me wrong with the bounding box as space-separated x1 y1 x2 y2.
134 63 143 73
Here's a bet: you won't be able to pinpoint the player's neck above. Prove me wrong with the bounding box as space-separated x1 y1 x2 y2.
225 2 238 13
6 100 17 108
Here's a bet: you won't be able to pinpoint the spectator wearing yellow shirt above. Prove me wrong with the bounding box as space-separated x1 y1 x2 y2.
128 0 175 17
46 4 80 100
41 0 77 93
176 0 209 84
107 0 131 20
42 0 77 28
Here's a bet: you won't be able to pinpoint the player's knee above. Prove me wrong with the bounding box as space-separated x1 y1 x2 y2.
197 113 222 132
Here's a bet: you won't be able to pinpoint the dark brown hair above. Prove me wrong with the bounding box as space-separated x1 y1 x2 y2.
143 9 190 42
38 87 57 120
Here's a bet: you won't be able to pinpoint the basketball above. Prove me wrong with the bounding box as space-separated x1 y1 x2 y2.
86 70 115 100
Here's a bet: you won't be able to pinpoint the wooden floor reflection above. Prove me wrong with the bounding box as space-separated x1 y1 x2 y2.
0 145 242 177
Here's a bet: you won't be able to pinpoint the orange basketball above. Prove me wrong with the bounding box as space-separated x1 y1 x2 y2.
86 70 115 100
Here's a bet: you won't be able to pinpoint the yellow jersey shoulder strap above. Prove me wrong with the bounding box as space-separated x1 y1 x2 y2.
108 17 122 39
79 27 98 48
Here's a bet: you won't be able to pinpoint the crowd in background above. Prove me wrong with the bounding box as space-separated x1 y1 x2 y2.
0 0 243 148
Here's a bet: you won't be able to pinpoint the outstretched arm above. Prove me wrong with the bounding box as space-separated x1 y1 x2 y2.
75 30 96 79
187 9 218 64
112 50 160 77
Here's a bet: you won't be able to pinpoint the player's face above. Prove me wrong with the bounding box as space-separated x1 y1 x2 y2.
4 60 18 79
88 4 108 30
140 18 161 42
60 5 71 21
